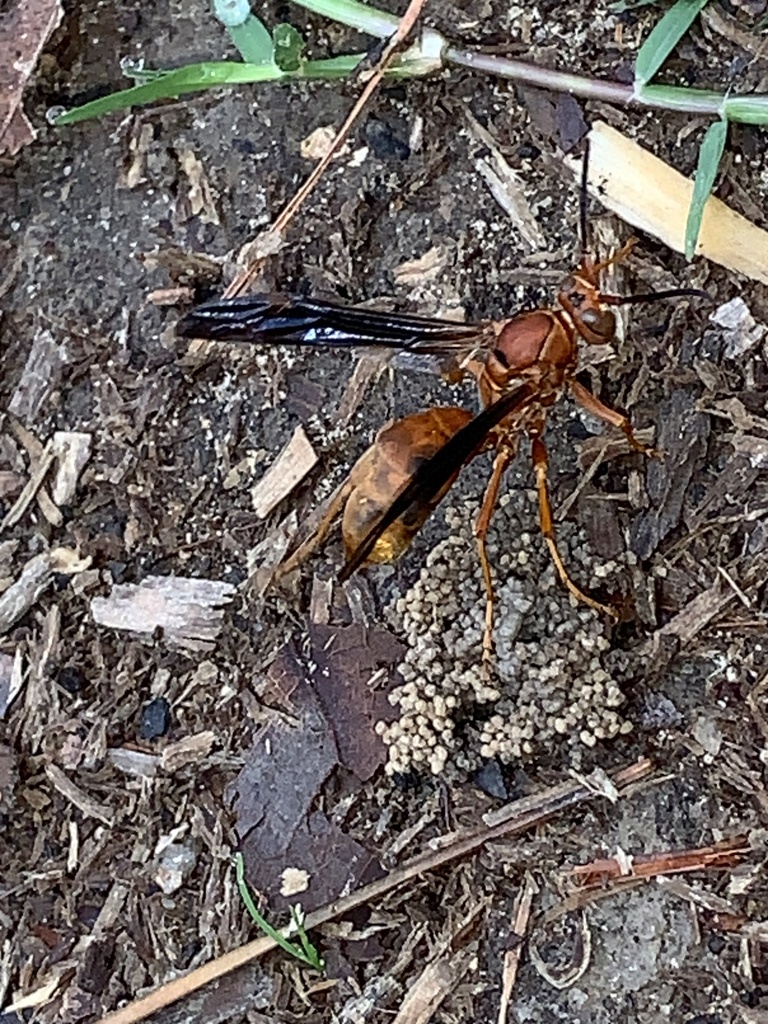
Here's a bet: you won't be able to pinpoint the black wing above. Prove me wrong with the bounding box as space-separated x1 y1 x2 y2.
339 382 537 579
176 294 485 354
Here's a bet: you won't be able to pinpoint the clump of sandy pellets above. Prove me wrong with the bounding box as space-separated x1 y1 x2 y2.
378 488 632 776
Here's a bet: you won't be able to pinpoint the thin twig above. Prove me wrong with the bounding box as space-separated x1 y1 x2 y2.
224 0 427 299
95 758 653 1024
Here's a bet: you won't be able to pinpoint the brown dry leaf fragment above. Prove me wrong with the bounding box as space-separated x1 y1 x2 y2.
0 0 63 155
629 388 710 560
232 646 338 862
519 87 588 153
176 147 220 225
51 431 92 506
251 425 318 519
146 285 196 307
90 575 235 650
234 642 384 911
139 245 224 286
309 623 403 783
1 107 35 155
121 121 154 189
0 547 90 634
7 329 68 424
570 121 768 285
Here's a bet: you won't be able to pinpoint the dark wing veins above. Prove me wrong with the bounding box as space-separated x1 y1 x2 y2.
177 294 486 354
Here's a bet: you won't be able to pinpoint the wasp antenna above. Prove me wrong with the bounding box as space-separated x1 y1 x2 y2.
602 287 712 307
578 139 591 255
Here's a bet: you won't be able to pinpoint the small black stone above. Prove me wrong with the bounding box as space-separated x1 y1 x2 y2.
138 696 172 740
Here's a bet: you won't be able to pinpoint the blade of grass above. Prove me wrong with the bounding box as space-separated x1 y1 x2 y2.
685 118 728 258
289 906 324 970
52 62 286 125
290 0 402 36
635 0 710 88
234 854 320 969
213 0 276 63
229 17 276 64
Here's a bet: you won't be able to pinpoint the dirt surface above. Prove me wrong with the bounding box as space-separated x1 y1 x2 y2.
3 1 768 1022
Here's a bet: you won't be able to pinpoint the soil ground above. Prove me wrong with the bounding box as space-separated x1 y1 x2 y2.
2 2 768 1023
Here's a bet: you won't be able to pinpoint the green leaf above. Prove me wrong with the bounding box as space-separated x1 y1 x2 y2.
51 61 285 125
635 0 710 88
229 15 275 64
273 23 305 73
234 855 323 971
721 94 768 125
290 0 401 38
607 0 658 11
685 118 727 259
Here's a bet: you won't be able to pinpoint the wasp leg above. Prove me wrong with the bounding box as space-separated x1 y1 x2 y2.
276 478 353 578
474 445 514 667
569 379 660 458
531 434 617 619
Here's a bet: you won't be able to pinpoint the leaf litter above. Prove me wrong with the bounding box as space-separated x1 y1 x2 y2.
3 3 768 1022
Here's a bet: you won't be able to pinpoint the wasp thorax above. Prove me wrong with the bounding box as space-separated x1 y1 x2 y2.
493 311 554 373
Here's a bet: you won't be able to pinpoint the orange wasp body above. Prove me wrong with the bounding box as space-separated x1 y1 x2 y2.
178 243 695 653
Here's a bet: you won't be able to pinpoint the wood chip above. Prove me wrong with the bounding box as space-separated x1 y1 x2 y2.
7 330 68 424
90 575 236 650
464 105 545 251
251 425 318 519
0 547 90 634
44 763 113 826
0 0 63 155
108 748 160 779
176 147 220 225
51 431 92 506
161 731 216 772
569 121 768 285
497 873 537 1024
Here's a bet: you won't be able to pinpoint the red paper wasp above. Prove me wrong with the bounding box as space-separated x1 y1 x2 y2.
177 190 703 655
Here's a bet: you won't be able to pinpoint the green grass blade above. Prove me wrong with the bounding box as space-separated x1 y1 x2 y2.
685 118 728 259
52 62 285 125
722 94 768 125
228 16 276 64
635 0 710 87
290 0 401 37
234 855 319 968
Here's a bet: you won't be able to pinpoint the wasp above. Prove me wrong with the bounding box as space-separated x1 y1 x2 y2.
177 238 701 654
